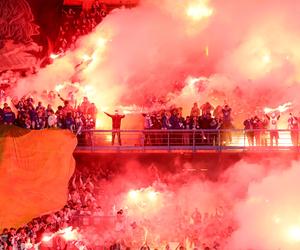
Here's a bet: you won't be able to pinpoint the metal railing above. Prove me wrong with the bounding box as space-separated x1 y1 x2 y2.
75 129 300 152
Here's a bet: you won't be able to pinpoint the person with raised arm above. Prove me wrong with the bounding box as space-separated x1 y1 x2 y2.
265 111 280 146
104 110 125 146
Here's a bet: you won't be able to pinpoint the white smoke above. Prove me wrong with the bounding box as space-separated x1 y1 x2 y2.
13 0 300 123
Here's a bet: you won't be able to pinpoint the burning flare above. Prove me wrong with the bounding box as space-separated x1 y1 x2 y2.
186 0 213 21
42 227 81 243
264 102 292 114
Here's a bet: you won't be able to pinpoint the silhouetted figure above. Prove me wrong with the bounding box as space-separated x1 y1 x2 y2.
104 110 125 146
288 113 299 146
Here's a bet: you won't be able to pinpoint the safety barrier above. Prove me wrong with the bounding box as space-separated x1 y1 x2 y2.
76 129 300 152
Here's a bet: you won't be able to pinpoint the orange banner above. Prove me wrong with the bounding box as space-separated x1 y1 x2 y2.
0 126 76 230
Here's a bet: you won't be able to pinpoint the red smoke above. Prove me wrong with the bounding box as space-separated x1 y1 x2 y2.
8 1 300 247
14 0 300 128
75 155 300 249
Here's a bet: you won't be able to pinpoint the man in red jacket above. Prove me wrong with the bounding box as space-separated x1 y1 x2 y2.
104 110 125 145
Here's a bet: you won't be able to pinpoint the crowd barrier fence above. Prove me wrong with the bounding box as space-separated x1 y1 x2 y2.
76 129 300 152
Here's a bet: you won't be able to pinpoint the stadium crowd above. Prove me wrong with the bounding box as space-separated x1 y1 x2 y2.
0 94 235 146
243 112 299 146
142 102 233 146
0 169 99 250
0 1 246 250
0 95 97 136
0 165 235 250
55 0 108 54
0 93 297 147
142 102 299 147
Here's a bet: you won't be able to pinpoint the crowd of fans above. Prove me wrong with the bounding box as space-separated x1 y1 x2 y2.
55 0 108 54
0 164 235 250
142 102 233 146
0 0 296 248
0 85 297 148
0 0 110 104
0 93 297 148
0 0 110 138
243 112 299 146
0 0 296 148
0 95 97 137
0 168 100 250
141 102 300 147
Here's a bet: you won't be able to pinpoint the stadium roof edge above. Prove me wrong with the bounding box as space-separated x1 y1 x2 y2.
63 0 139 6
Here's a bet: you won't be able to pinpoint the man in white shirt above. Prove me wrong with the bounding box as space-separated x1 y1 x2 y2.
47 110 57 128
266 112 280 146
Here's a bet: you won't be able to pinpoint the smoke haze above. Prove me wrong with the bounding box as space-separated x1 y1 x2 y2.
14 0 300 125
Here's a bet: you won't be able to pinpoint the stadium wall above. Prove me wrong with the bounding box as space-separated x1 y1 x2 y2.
74 152 300 180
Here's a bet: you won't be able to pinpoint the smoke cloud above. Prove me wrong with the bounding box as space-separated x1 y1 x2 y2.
76 155 300 249
228 160 300 249
13 0 300 126
9 1 300 248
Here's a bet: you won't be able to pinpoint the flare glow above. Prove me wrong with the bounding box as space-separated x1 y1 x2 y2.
264 102 292 114
186 4 213 20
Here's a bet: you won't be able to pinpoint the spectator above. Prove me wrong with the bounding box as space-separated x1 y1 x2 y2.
183 116 192 145
200 102 214 115
74 112 84 135
57 113 65 129
28 106 38 129
46 104 54 115
47 110 57 128
79 97 90 115
199 113 213 144
104 110 125 146
251 116 262 146
288 113 298 146
243 117 254 146
213 105 222 119
3 107 15 125
85 114 95 130
191 115 199 130
221 104 233 145
36 101 45 112
260 114 269 146
266 111 280 146
161 110 171 130
24 114 32 129
143 114 153 130
87 102 97 121
35 111 46 130
190 102 200 117
143 114 153 146
62 101 74 116
3 103 10 113
209 115 220 146
65 112 75 132
169 109 181 145
169 109 180 129
222 104 232 125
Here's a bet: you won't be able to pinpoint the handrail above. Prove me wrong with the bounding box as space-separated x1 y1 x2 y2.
76 129 300 152
78 129 300 134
